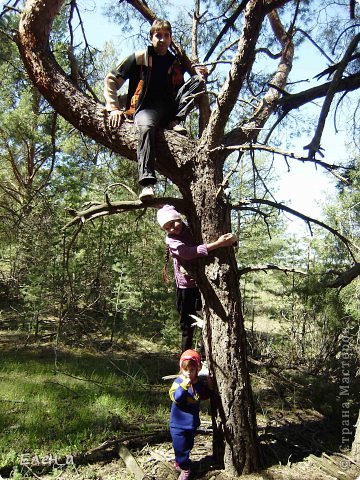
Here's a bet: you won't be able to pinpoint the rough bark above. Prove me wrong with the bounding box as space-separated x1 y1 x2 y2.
352 410 360 462
181 154 261 474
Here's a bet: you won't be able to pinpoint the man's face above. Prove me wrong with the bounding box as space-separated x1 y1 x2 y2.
151 28 172 55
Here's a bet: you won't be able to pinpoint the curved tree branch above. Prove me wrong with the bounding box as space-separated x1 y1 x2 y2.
16 0 201 193
233 198 358 261
63 197 191 229
304 33 360 159
238 263 306 276
221 6 294 148
325 262 360 289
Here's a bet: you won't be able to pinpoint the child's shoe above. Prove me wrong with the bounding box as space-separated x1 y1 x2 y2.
178 469 191 480
174 461 181 472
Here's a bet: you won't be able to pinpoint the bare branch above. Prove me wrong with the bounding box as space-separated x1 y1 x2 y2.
350 0 356 19
191 0 201 62
238 263 307 276
204 0 269 146
203 0 248 62
221 6 294 147
314 53 360 81
188 0 211 131
304 33 360 159
325 263 360 289
0 0 22 19
211 143 350 181
249 145 274 200
277 72 360 114
207 38 240 76
124 0 155 23
63 197 190 229
295 28 334 64
233 198 359 260
231 71 360 147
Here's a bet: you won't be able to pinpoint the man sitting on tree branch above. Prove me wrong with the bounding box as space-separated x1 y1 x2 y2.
104 18 207 201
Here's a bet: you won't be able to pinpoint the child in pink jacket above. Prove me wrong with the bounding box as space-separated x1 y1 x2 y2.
157 205 236 351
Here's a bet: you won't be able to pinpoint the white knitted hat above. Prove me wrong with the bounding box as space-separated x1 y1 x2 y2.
157 205 181 228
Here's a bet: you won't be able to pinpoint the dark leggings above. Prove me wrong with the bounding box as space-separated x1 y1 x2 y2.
176 287 202 352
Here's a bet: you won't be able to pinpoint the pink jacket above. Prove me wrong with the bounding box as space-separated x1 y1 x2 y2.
166 223 208 289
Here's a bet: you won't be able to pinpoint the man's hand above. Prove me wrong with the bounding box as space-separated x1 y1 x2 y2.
108 110 124 128
194 65 208 79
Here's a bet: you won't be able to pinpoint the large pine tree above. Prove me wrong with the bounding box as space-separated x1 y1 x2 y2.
13 0 359 474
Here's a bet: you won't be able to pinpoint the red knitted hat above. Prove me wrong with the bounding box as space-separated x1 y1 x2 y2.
179 349 201 369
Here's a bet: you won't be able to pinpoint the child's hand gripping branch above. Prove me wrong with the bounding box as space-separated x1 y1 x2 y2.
206 232 237 251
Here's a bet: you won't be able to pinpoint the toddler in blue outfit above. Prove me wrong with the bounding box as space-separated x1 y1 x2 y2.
169 349 212 480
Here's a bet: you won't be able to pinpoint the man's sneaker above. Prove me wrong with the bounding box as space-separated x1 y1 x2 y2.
139 186 155 200
167 121 187 136
178 469 191 480
172 124 187 135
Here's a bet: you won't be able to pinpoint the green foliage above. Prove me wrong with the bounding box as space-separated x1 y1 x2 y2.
0 11 180 347
237 154 359 375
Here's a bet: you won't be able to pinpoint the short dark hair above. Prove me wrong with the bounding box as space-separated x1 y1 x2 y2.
150 18 172 37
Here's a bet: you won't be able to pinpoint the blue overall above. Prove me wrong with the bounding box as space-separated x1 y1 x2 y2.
169 376 210 469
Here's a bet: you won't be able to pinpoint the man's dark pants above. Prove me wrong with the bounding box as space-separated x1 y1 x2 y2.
134 75 205 186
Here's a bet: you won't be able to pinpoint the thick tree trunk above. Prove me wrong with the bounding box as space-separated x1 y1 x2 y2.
352 410 360 462
202 262 260 474
183 158 261 475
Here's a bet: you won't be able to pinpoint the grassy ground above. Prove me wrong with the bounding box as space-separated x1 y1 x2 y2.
0 324 359 479
0 332 176 475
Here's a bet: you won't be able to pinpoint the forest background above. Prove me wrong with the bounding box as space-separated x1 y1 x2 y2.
0 0 359 478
